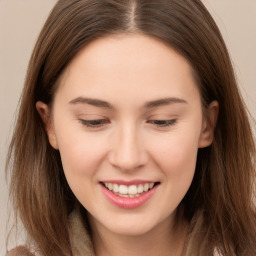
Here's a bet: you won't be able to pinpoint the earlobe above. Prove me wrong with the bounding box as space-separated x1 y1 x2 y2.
198 101 219 148
36 101 59 149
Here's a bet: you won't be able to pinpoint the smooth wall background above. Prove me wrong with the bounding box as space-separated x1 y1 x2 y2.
0 0 255 254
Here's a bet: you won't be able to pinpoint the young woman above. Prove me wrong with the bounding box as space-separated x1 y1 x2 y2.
6 0 256 255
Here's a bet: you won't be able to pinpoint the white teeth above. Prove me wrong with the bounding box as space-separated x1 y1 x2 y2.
143 183 149 192
119 185 128 194
137 184 144 193
128 185 137 195
113 183 119 193
107 183 113 191
104 182 156 196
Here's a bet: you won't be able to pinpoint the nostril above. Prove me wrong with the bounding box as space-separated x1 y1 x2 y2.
107 136 148 171
108 153 148 172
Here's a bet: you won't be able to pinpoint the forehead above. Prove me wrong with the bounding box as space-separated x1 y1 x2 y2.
66 33 193 76
56 33 200 106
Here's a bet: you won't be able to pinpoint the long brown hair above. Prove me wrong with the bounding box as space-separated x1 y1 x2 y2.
6 0 256 255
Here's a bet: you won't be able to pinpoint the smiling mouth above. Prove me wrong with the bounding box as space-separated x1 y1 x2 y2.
101 182 160 198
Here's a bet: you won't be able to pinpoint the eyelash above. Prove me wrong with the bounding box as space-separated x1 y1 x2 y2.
78 119 177 129
78 119 109 128
147 119 177 127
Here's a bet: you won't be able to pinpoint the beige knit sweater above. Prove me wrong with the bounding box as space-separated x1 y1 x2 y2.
7 209 95 256
7 210 221 256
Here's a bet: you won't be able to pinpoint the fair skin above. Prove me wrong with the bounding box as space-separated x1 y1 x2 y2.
37 34 218 256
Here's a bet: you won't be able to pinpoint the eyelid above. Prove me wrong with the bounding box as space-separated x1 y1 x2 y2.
146 119 177 128
78 118 110 128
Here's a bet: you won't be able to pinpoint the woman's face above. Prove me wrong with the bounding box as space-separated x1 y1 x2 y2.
37 34 217 237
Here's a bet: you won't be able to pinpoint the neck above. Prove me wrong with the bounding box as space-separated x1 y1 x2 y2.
88 211 188 256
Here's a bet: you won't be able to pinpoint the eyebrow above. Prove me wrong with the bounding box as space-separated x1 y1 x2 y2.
69 97 114 109
144 97 187 108
69 96 187 109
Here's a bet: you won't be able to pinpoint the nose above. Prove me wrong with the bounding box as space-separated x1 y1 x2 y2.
108 124 148 172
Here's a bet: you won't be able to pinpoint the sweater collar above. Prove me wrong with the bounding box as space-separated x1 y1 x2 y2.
68 208 95 256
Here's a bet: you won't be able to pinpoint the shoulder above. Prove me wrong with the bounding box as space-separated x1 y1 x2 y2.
6 246 34 256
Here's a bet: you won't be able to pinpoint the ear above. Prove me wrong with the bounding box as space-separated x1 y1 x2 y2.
198 101 219 148
36 101 59 149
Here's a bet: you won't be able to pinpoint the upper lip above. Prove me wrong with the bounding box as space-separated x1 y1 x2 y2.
100 180 159 186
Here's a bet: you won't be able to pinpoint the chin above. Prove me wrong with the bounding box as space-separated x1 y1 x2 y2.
105 223 156 237
91 211 174 238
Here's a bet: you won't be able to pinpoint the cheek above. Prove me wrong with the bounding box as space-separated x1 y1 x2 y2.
158 140 198 178
56 133 107 207
55 125 107 182
153 137 199 210
150 125 200 189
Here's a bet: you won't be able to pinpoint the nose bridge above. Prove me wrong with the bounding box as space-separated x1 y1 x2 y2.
109 121 147 171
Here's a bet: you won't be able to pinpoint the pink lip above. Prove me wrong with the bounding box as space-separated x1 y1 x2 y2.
101 183 159 209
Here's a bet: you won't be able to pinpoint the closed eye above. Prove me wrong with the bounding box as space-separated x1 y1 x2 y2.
78 118 177 129
78 119 110 128
147 119 177 127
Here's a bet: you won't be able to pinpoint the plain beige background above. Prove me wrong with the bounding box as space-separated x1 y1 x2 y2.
0 0 255 254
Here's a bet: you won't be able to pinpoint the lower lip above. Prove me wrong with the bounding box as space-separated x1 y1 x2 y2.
101 184 158 209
